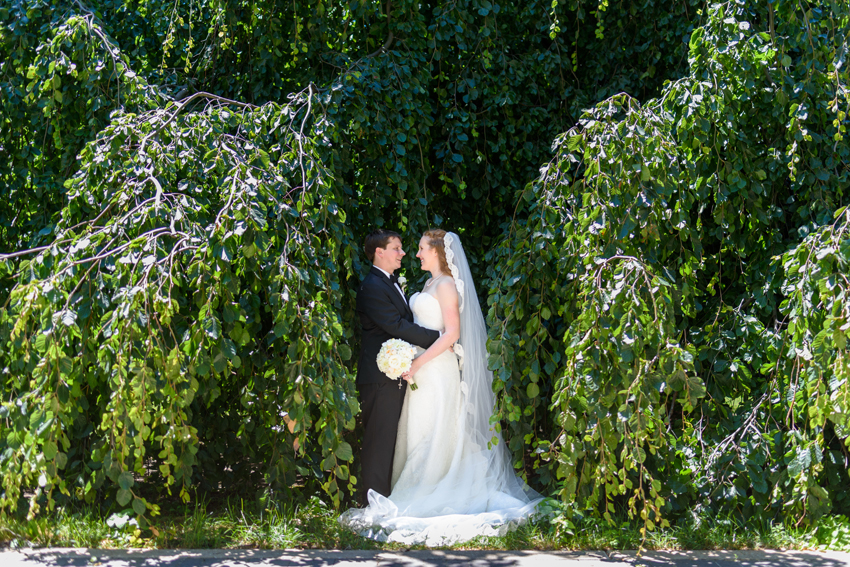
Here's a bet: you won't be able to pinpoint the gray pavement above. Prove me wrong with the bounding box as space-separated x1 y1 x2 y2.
2 549 850 567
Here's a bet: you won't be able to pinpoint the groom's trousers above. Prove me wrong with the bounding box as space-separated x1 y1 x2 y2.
357 381 407 505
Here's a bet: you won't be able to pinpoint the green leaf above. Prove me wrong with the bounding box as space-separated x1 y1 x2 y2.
59 357 73 375
618 215 637 239
335 441 353 461
749 470 768 493
196 353 211 376
338 344 352 361
43 440 58 460
222 338 237 359
274 321 288 337
204 315 221 339
835 330 847 350
788 448 811 478
213 351 227 374
118 471 134 490
684 373 706 409
116 489 132 506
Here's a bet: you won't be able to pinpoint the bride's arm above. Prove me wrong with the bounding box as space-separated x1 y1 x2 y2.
402 279 460 380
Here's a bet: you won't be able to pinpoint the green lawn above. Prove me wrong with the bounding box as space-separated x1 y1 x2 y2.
3 497 850 552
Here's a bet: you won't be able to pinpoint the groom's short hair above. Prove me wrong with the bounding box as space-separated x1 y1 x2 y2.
365 229 402 262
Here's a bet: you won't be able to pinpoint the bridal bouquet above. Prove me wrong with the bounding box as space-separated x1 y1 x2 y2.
376 338 418 390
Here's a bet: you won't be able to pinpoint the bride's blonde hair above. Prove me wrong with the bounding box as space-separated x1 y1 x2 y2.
423 229 451 276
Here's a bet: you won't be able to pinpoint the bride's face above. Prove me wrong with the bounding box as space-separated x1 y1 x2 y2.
415 236 438 272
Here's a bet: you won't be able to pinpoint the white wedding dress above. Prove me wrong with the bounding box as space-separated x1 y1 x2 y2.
340 234 543 546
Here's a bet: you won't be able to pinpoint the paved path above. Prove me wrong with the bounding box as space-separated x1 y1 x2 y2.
2 549 850 567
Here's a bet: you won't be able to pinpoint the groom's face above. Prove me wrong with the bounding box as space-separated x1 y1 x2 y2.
379 237 405 272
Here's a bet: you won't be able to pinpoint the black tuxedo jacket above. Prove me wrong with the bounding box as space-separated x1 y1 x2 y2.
356 266 440 385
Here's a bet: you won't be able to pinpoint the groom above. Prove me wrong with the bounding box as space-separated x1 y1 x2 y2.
355 229 440 505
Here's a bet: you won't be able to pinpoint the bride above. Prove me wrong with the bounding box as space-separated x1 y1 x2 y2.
340 230 543 546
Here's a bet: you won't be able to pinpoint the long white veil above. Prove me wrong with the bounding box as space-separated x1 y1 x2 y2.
339 231 542 546
444 232 542 505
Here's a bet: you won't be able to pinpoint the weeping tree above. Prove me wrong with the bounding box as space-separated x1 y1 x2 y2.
1 88 365 516
3 0 850 534
488 0 850 534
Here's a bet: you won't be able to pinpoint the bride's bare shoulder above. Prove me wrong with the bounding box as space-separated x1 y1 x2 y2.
434 277 459 302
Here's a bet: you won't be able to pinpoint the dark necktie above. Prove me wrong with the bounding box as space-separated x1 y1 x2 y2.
389 273 399 285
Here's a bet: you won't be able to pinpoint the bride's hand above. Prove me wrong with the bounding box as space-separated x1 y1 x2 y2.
404 358 424 381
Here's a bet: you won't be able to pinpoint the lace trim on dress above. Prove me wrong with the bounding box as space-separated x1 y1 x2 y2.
444 233 465 313
453 343 464 371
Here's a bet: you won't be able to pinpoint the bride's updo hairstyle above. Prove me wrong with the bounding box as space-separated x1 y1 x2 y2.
423 229 451 276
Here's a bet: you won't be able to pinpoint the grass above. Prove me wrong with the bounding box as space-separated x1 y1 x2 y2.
2 497 850 552
0 496 380 550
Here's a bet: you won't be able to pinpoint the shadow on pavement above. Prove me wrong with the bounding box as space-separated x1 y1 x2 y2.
7 548 610 567
613 549 850 567
8 548 850 567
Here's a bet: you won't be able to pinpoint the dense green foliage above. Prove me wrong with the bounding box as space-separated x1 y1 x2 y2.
1 0 702 285
0 4 161 264
1 0 849 538
488 0 850 534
